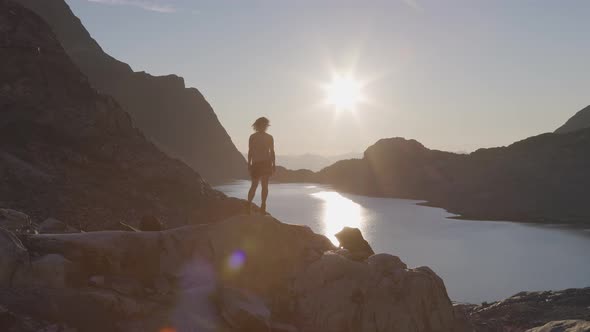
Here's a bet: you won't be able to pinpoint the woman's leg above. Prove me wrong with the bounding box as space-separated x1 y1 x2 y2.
247 177 260 214
261 176 269 213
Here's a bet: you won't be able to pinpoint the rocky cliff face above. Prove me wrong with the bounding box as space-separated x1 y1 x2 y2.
17 0 247 183
555 105 590 134
275 133 590 225
0 0 244 230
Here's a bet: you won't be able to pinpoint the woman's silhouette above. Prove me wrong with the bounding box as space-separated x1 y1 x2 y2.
247 117 276 214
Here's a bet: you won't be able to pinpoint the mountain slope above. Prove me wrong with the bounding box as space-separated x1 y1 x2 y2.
0 0 244 230
17 0 247 183
276 133 590 224
555 105 590 134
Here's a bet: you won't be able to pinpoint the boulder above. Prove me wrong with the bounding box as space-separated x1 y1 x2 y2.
22 215 333 294
38 218 77 234
0 209 35 234
0 228 29 287
334 227 375 261
526 320 590 332
219 287 271 331
24 230 164 286
293 252 461 332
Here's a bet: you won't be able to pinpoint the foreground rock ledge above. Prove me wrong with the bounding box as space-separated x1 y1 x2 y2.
461 288 590 332
526 320 590 332
0 214 464 332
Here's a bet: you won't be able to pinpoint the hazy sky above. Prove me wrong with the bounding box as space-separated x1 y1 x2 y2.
67 0 590 155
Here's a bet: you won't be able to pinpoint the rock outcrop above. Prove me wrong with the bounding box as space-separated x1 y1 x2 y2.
334 227 375 261
0 0 245 230
461 288 590 332
275 132 590 225
555 105 590 134
17 0 247 183
293 253 457 332
38 218 76 234
526 320 590 332
0 209 34 233
0 213 465 332
218 287 272 331
0 304 75 332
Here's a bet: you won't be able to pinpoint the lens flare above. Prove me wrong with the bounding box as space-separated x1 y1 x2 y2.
227 250 246 271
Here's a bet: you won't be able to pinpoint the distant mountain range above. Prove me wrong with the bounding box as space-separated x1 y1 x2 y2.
1 0 245 230
18 0 247 183
241 152 362 171
555 105 590 134
276 122 590 225
276 152 362 171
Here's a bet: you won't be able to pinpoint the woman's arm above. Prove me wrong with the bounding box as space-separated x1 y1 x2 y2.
270 136 276 173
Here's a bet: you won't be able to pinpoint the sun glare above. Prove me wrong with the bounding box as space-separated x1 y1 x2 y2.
323 75 365 111
311 191 365 245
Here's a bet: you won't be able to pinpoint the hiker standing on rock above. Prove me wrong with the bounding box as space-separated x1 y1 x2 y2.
247 117 276 215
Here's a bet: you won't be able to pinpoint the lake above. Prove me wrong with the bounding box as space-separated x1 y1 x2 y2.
216 181 590 303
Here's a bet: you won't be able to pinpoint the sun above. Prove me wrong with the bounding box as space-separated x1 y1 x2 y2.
323 74 365 111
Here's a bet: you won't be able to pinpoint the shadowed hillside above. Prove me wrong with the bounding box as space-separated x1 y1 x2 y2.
17 0 247 183
0 0 245 230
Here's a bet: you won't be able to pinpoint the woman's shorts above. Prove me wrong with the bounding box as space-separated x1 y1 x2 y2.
250 160 273 178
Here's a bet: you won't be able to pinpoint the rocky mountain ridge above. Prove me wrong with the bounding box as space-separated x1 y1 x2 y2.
17 0 248 183
0 0 244 230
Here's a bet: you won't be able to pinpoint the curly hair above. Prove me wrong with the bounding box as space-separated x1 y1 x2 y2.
252 117 270 132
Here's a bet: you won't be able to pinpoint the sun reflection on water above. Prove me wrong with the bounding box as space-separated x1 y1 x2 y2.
311 191 365 245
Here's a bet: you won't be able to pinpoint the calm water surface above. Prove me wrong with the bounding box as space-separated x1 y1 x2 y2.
216 181 590 303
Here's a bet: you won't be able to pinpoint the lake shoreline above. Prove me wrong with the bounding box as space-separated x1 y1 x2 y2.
223 179 590 230
216 181 590 304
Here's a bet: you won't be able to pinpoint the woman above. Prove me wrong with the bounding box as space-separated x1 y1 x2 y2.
247 117 276 214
